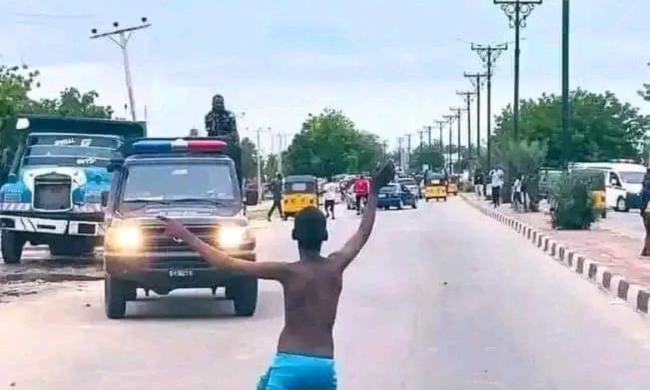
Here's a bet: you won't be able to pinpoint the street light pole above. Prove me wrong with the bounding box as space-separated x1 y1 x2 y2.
90 18 151 121
562 0 571 167
471 43 509 172
405 134 413 173
494 0 542 139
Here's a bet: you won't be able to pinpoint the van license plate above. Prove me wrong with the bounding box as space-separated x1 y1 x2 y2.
169 269 193 278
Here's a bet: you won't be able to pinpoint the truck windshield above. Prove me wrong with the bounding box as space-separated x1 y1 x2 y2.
22 134 119 168
120 162 237 205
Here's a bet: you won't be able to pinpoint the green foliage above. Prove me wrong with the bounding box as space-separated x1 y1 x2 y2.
29 88 113 118
551 173 597 230
493 89 650 166
410 142 445 172
494 139 548 177
284 109 382 178
264 153 279 179
241 137 260 179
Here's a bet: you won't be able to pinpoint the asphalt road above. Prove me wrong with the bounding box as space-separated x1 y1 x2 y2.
2 198 650 389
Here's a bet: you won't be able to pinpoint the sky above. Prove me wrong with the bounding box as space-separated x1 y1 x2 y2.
2 0 649 155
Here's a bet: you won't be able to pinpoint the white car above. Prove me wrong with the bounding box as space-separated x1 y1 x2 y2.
397 177 421 199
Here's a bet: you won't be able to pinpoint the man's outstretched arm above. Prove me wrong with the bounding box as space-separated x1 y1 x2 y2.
330 162 394 272
157 217 291 281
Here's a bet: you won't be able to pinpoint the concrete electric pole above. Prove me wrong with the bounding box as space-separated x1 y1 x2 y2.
90 18 151 121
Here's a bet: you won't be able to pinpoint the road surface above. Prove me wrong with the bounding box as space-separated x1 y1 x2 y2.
2 198 650 389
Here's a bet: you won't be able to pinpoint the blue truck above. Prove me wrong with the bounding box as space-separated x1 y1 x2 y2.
0 115 146 263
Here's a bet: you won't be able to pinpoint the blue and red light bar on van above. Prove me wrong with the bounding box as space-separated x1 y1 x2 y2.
131 139 227 154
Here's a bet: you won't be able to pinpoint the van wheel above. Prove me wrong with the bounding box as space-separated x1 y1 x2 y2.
425 198 429 203
600 210 607 219
616 197 629 212
2 231 25 264
412 200 417 209
104 274 127 319
230 277 258 317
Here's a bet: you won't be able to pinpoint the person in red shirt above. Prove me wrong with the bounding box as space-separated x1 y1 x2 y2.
353 175 370 215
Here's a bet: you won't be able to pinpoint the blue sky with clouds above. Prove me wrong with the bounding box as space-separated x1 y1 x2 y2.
2 0 649 153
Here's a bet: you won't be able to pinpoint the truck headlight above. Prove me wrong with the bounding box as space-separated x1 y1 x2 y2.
217 226 246 248
106 224 143 252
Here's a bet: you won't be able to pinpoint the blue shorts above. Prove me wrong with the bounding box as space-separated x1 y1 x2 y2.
257 352 337 390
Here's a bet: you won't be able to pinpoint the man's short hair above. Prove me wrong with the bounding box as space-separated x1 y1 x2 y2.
292 207 328 251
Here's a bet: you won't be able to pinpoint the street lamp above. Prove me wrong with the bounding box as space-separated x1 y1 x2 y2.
493 0 543 139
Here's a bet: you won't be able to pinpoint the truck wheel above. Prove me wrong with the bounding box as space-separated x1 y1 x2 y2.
398 200 404 210
230 277 258 317
2 231 25 264
412 200 418 209
104 274 127 319
425 198 429 203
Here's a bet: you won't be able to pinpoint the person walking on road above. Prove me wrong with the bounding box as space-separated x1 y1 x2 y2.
158 162 395 390
474 170 484 197
640 170 650 256
267 174 284 221
353 175 370 215
324 180 337 220
491 168 503 208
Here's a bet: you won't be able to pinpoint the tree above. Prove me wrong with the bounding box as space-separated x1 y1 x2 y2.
284 109 382 178
410 142 445 172
493 89 650 167
29 87 113 118
241 137 260 179
0 65 40 151
264 153 279 179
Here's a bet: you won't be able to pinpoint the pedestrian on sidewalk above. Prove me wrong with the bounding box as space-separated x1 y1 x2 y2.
513 175 523 212
267 174 284 221
474 170 484 197
640 169 650 256
158 162 395 389
324 180 337 220
491 168 503 208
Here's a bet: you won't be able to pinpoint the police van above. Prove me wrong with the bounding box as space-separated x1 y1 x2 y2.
102 138 257 318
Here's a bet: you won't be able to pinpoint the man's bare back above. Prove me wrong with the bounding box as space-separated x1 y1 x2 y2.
278 257 343 357
158 162 394 386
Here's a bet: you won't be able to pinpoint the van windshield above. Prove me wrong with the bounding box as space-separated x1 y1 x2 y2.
620 171 644 184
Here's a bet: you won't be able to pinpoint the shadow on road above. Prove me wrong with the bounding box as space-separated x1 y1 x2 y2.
123 288 283 321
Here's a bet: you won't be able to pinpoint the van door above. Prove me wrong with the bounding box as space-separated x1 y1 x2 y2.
606 171 626 210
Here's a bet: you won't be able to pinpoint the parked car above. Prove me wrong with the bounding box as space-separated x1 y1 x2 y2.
377 183 417 210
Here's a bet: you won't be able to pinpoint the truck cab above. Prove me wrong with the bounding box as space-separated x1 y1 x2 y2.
103 138 257 319
0 116 146 263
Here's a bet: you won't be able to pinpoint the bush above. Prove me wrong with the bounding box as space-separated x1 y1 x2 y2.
550 174 597 230
461 182 474 193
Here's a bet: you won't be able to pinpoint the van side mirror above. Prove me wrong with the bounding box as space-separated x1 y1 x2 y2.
101 191 109 207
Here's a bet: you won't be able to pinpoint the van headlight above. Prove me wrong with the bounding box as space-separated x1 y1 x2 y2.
217 226 246 248
106 224 143 252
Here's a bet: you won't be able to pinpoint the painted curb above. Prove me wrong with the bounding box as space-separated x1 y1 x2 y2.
460 194 650 315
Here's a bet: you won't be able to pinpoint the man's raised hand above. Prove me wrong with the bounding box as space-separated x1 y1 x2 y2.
371 161 396 193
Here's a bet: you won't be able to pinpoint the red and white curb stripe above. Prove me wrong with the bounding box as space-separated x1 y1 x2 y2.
461 195 650 315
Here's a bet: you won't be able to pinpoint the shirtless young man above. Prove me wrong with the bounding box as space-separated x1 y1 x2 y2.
158 162 394 389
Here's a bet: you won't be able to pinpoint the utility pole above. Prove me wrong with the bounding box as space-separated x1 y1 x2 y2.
464 72 488 165
443 115 456 175
425 126 433 148
457 90 475 164
435 120 446 157
90 18 151 121
562 0 570 167
255 128 263 197
397 137 404 171
471 43 508 172
494 0 543 139
405 134 413 173
450 108 465 170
